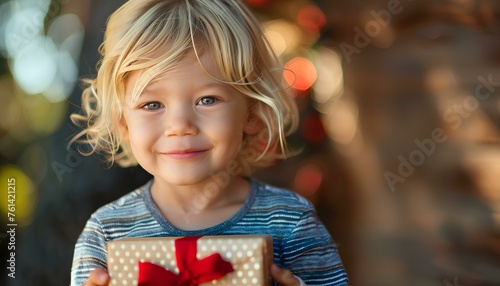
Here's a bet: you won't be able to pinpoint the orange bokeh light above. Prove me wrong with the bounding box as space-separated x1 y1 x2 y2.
293 164 323 196
297 4 326 34
284 57 318 92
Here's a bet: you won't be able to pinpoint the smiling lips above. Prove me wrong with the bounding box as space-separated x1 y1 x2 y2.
161 149 208 159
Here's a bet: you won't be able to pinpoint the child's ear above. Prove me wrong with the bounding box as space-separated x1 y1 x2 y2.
118 117 129 141
243 112 264 135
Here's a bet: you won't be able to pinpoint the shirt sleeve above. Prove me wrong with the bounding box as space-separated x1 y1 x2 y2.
70 214 108 286
280 202 348 286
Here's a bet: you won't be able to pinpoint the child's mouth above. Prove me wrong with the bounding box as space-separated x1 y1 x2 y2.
160 149 208 159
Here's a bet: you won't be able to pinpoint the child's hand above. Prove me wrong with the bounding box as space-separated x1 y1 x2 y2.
83 268 110 286
271 264 302 286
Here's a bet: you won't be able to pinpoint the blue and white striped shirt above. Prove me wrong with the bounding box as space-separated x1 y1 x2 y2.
71 179 348 285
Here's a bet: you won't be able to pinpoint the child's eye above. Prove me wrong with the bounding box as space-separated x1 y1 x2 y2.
142 102 163 110
197 96 218 106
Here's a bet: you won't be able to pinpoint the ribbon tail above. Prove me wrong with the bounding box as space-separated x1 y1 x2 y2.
175 236 201 272
137 261 180 286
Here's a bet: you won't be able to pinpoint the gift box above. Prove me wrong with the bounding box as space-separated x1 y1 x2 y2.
107 235 273 286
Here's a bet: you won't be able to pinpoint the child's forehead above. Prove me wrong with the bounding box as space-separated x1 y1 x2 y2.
125 51 224 86
123 52 245 100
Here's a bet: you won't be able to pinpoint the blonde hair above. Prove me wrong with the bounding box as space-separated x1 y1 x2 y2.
71 0 299 174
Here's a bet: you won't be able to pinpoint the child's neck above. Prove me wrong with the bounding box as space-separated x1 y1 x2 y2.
150 176 250 231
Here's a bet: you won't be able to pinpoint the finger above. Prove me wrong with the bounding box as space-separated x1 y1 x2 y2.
271 264 300 286
84 268 110 286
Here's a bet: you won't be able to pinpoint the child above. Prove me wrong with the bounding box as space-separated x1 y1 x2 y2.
70 0 348 285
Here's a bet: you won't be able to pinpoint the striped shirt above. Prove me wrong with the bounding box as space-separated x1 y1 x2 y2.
71 179 348 285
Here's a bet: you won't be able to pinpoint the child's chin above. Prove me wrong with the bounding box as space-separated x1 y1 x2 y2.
155 174 215 187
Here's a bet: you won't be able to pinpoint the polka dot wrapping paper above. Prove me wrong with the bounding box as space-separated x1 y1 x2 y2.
107 235 273 286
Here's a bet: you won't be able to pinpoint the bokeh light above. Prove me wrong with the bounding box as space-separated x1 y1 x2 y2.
22 93 68 136
3 5 46 57
312 47 344 106
263 20 301 56
1 0 83 102
297 4 326 34
325 100 359 146
293 163 323 196
264 29 286 56
283 56 317 92
11 37 58 95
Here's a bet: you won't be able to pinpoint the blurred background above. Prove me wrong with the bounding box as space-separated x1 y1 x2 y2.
1 0 500 285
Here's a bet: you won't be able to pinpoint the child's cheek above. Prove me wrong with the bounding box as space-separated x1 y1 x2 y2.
127 120 156 147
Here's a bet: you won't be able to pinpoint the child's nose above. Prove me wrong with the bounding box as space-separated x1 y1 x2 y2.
163 106 198 137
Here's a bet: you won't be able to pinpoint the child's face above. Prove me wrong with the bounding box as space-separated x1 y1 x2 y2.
120 52 254 187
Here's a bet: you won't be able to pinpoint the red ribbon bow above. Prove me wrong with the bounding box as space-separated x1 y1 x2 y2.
137 236 234 286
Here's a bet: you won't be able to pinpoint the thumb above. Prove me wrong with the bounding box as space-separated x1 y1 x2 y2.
271 264 300 286
87 267 110 286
